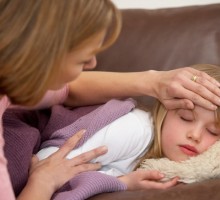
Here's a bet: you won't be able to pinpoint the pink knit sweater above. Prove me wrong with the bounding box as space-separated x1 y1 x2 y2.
0 86 69 200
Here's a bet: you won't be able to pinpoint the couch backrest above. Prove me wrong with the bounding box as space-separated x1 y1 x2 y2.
94 4 220 107
96 4 220 72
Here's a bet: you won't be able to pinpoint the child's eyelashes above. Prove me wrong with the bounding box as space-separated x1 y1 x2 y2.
180 116 193 122
177 110 194 122
206 128 220 136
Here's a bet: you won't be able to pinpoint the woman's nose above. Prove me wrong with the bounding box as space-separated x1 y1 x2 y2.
83 56 97 70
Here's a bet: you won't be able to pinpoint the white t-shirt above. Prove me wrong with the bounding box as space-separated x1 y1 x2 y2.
37 108 154 177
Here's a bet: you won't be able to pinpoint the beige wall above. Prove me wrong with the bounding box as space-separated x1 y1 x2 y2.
112 0 220 9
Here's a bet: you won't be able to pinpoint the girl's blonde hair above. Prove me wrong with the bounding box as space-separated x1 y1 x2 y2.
0 0 121 106
136 64 220 168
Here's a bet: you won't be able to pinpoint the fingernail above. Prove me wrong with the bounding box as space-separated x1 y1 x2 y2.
211 104 217 110
100 146 108 153
159 173 165 178
79 129 86 135
187 102 194 109
95 162 102 167
76 130 86 138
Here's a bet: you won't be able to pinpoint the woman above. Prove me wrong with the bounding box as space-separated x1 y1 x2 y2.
0 1 220 200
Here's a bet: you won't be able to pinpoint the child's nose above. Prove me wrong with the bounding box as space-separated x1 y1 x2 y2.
186 128 202 142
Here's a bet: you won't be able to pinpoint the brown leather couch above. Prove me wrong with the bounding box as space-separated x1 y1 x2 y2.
89 3 220 200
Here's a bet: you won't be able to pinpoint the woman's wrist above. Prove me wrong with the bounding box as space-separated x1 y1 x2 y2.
137 70 160 98
17 177 54 200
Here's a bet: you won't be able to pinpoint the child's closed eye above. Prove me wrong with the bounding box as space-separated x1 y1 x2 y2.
180 116 193 122
177 109 194 122
206 128 220 136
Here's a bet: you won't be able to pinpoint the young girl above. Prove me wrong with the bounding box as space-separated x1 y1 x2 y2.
1 1 220 199
37 64 220 197
143 64 220 162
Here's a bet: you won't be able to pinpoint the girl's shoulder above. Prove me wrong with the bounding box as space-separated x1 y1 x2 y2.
98 108 154 154
131 108 153 126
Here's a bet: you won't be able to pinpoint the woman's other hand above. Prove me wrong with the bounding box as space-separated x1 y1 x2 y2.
18 130 107 200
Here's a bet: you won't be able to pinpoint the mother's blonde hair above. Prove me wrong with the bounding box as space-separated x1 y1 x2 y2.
136 64 220 168
0 0 121 105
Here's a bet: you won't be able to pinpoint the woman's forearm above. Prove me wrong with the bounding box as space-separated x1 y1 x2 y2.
64 71 156 107
65 68 220 110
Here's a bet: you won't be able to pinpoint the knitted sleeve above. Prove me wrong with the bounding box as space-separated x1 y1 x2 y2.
52 171 127 200
0 96 15 200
